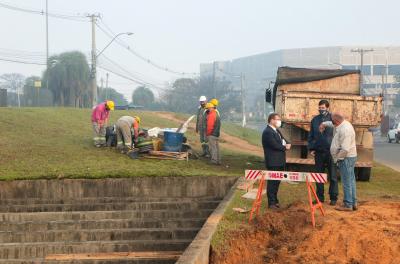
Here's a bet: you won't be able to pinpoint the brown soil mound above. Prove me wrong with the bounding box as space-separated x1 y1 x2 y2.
211 201 400 264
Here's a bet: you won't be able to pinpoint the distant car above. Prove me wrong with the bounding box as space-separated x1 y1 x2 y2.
388 123 400 143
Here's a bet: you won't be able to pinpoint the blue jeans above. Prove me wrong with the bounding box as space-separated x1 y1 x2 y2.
338 157 357 207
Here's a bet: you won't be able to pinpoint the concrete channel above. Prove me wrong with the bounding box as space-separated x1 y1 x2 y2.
0 176 238 264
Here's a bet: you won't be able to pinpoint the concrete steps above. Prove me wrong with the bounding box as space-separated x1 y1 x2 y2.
0 209 214 222
0 177 237 263
0 240 191 259
1 259 178 263
0 200 220 213
0 218 206 232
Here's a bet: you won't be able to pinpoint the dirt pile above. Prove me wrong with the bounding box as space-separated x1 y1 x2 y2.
211 201 400 264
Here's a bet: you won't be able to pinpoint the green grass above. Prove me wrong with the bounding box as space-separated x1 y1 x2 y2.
222 122 261 146
211 161 400 250
0 108 260 180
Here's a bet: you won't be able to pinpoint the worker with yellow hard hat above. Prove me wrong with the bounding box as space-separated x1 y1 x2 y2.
209 98 220 117
115 115 141 153
203 100 222 165
91 100 115 147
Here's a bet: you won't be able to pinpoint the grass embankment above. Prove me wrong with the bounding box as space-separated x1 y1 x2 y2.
211 162 400 250
0 108 264 180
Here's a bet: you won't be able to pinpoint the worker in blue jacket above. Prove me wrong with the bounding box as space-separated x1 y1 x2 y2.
308 100 338 205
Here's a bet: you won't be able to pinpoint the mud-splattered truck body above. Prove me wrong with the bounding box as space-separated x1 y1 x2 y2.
267 67 383 181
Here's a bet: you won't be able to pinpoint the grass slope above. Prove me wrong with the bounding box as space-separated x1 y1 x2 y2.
0 108 264 180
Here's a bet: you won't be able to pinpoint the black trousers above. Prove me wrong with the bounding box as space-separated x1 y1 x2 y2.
266 165 284 206
314 151 338 202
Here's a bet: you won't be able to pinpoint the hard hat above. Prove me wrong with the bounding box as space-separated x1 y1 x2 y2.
210 98 219 106
199 95 207 102
106 100 115 110
134 116 141 124
205 103 214 109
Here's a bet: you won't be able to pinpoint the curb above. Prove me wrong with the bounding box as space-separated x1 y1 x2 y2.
176 177 240 264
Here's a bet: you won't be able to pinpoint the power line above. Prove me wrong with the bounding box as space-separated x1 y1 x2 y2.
98 52 164 86
0 1 88 22
96 20 198 76
0 57 46 65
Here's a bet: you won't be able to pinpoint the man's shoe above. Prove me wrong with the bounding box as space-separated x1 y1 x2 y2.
335 205 353 212
329 200 337 206
268 204 280 210
353 204 358 211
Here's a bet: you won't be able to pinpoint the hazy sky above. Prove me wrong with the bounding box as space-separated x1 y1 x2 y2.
1 0 399 99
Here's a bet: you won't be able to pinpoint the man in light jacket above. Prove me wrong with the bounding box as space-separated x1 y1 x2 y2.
320 112 357 211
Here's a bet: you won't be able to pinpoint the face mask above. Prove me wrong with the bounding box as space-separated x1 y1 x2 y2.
319 110 328 116
276 120 282 128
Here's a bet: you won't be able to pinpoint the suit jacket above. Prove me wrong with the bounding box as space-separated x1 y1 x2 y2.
262 125 286 167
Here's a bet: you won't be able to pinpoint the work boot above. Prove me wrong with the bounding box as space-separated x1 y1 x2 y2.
329 200 337 206
201 144 209 157
353 204 358 211
335 204 353 212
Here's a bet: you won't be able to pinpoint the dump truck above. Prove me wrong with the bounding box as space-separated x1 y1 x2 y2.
266 67 383 181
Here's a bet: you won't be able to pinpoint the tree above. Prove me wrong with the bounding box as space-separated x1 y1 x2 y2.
98 87 128 105
161 76 240 119
132 86 155 107
0 73 25 107
43 51 90 107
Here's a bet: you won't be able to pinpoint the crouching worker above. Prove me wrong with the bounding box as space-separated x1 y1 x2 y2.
115 115 141 153
92 100 114 147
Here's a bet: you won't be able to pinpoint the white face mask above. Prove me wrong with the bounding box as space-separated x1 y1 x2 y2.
276 120 282 128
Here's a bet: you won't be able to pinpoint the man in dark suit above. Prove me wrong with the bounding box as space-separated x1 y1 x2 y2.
262 113 291 209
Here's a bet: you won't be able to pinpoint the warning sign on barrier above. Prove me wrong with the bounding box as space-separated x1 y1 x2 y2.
245 170 327 183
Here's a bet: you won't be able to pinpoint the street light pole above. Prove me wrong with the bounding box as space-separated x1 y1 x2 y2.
45 0 49 94
88 14 132 107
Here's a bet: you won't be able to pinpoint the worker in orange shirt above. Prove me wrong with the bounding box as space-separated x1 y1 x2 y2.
204 101 221 165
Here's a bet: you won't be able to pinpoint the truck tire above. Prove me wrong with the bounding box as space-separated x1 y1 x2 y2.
357 167 371 182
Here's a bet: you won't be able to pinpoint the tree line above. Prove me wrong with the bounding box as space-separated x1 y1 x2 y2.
1 50 243 119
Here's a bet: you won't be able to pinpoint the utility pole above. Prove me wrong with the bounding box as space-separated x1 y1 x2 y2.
351 48 374 93
241 73 246 127
106 72 109 100
88 14 100 107
45 0 49 92
100 77 104 100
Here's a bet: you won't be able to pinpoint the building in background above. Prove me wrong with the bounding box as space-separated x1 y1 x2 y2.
200 46 400 120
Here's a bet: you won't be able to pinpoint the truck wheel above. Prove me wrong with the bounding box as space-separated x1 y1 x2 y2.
357 167 371 182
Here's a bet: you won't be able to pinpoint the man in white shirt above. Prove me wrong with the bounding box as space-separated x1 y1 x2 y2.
320 112 357 211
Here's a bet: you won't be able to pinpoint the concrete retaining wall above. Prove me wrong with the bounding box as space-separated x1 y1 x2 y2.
176 178 240 264
0 176 237 200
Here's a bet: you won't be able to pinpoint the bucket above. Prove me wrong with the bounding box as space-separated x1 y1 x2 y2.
163 131 184 152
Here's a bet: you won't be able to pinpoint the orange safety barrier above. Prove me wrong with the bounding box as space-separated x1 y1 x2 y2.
306 175 325 227
248 174 265 223
247 173 325 227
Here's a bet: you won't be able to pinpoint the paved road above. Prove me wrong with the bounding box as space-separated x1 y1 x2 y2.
374 141 400 171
